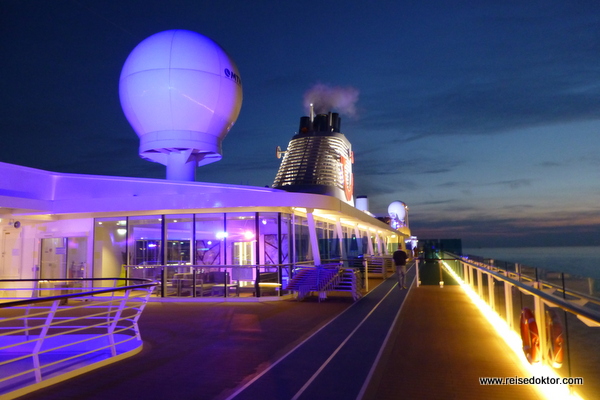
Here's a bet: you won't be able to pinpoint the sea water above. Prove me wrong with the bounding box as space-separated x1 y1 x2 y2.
462 246 600 280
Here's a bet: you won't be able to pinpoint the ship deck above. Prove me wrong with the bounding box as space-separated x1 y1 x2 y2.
18 263 544 400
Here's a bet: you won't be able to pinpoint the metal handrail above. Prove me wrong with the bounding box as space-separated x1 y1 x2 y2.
442 253 600 326
482 265 600 309
0 278 156 306
123 259 377 299
0 278 156 398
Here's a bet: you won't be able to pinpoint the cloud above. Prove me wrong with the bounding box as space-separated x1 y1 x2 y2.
487 179 532 189
353 4 600 139
410 207 600 247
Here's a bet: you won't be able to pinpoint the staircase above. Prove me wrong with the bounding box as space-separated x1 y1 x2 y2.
330 268 363 301
364 256 393 279
285 266 341 301
286 266 364 301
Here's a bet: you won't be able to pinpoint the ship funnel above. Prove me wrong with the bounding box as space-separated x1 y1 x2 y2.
273 110 354 204
355 196 369 212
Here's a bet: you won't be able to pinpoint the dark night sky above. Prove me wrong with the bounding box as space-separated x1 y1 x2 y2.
2 0 600 247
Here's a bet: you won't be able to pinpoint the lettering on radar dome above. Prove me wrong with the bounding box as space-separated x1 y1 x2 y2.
224 68 242 86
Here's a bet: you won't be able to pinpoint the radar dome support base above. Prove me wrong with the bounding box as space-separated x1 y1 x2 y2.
166 151 197 181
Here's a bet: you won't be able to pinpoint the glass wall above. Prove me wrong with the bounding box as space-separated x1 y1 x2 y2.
93 218 127 280
40 237 88 280
331 223 342 260
195 213 225 266
93 211 397 297
128 216 163 266
165 215 193 265
96 212 301 271
386 235 399 254
360 229 370 255
67 237 88 279
226 212 256 266
316 220 343 261
259 212 279 265
40 238 67 280
294 215 312 262
279 213 292 287
370 232 377 255
316 220 328 260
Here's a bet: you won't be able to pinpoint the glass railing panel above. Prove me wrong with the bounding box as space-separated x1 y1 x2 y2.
258 266 281 297
563 311 600 400
518 264 538 283
452 253 600 396
503 261 517 275
489 259 512 275
471 269 478 292
562 271 597 299
538 268 565 297
234 266 257 297
195 268 236 298
447 258 462 280
480 271 489 304
493 278 507 321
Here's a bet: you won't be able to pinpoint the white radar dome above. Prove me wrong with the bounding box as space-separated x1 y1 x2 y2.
119 29 243 180
388 201 407 221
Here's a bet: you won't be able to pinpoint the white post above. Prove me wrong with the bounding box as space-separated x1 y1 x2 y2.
416 258 420 287
32 300 60 382
504 281 514 331
534 280 546 364
468 266 474 290
107 290 130 357
335 219 346 262
488 273 495 311
375 232 382 255
363 256 368 292
305 210 321 266
367 231 374 256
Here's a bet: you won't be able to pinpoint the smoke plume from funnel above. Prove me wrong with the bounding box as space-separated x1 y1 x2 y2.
303 83 359 116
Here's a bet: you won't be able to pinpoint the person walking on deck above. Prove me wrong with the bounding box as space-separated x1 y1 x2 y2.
393 247 408 289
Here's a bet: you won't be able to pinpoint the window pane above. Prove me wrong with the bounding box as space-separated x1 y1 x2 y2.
259 213 279 265
195 213 224 266
226 212 256 265
128 216 163 265
94 217 127 279
294 216 311 262
165 215 192 265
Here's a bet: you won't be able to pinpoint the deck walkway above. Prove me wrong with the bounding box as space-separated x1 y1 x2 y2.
18 264 543 400
363 284 542 399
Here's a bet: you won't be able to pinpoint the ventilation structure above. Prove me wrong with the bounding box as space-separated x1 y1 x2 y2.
273 111 354 204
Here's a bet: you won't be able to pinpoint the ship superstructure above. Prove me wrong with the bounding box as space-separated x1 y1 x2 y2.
273 108 354 205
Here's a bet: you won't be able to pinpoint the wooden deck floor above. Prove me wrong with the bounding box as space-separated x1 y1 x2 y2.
363 284 544 400
17 266 548 400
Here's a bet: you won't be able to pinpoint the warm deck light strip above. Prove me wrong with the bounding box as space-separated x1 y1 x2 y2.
440 260 584 400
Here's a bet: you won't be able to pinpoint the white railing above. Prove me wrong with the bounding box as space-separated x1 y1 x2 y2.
440 253 600 400
0 278 156 399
